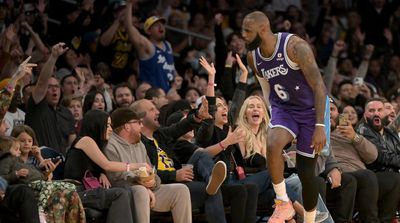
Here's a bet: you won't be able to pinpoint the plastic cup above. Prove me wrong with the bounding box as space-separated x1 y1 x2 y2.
182 164 194 169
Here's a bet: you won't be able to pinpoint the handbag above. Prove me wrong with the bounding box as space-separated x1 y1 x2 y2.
231 153 246 180
82 170 101 190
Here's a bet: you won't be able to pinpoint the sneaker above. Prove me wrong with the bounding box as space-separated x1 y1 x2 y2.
268 199 296 223
297 210 329 223
206 161 227 195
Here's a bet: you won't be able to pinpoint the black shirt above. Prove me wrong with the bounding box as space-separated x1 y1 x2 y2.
25 97 75 155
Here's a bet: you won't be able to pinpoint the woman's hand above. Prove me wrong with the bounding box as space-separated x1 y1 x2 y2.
99 173 111 189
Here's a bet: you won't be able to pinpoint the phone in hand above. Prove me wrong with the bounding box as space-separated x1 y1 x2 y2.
353 77 364 86
51 157 61 164
338 113 349 126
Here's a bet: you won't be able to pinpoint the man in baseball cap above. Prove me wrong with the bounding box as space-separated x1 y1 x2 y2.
143 16 166 33
122 0 178 93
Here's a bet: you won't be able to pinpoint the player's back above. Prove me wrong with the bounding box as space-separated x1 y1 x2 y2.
252 32 315 110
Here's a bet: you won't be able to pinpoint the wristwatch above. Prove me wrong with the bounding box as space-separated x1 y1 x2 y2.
352 134 362 144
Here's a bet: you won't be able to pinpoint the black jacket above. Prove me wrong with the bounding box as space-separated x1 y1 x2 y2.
142 113 200 183
195 83 247 175
357 122 400 172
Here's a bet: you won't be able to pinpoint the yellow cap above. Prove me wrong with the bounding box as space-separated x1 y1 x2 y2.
143 16 166 33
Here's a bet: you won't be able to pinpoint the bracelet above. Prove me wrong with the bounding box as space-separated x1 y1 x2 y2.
218 142 225 150
126 163 130 172
315 123 325 127
225 64 232 68
208 82 216 87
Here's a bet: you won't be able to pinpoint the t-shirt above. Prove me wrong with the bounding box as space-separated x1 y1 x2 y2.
172 140 199 165
4 108 25 136
154 139 175 171
25 97 75 155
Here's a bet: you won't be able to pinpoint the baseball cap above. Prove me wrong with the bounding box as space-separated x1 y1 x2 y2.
143 16 166 33
110 108 145 129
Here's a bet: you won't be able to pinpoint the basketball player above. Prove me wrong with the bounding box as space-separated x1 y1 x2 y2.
242 11 330 223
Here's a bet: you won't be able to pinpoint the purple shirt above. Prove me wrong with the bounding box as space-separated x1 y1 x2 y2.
252 32 315 110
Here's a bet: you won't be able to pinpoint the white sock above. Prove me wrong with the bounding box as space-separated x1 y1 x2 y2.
304 209 316 223
272 180 289 202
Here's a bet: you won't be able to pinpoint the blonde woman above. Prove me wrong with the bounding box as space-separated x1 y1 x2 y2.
236 96 269 170
236 96 331 222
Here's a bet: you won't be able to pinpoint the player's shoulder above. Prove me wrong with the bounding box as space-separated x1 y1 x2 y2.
286 34 307 50
286 35 312 62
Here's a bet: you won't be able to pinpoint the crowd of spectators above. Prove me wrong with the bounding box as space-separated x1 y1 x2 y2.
1 0 400 222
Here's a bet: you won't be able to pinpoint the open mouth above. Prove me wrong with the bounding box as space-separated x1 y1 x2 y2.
373 117 381 125
251 114 260 122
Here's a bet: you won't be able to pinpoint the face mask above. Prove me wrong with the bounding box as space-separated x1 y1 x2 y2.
246 34 262 51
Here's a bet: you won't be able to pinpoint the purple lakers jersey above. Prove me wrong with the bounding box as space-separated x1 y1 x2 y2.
252 32 315 110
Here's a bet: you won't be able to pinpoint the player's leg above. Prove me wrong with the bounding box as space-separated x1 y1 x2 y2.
296 154 319 223
267 107 298 222
267 127 296 222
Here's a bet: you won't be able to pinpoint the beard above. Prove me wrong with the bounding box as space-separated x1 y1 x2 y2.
366 116 384 132
246 34 262 51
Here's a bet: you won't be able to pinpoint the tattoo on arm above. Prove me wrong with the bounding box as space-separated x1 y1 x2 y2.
288 37 326 123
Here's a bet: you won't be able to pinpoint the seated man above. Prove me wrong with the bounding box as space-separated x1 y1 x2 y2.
129 100 230 223
105 108 192 223
357 98 400 221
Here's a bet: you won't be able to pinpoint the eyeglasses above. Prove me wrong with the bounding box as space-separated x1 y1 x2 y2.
126 120 141 125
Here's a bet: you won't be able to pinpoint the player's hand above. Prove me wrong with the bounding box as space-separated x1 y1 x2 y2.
310 126 326 154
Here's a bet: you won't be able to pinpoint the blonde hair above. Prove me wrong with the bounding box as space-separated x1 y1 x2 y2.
236 96 270 158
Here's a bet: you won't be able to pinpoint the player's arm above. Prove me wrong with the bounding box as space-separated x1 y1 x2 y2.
287 36 326 124
247 52 271 109
124 0 154 60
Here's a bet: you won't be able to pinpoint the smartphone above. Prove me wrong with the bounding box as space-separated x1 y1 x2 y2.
353 77 364 86
338 113 349 126
51 157 61 163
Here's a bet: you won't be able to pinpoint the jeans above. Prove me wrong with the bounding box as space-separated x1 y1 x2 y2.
187 150 226 223
375 172 400 223
221 183 258 223
227 169 275 207
285 174 335 223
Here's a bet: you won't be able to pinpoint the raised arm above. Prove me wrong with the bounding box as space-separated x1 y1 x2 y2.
123 0 154 60
0 57 36 118
323 40 344 94
31 43 68 104
355 44 374 79
287 36 327 151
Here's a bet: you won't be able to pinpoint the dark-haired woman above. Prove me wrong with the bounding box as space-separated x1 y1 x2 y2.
64 110 145 223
